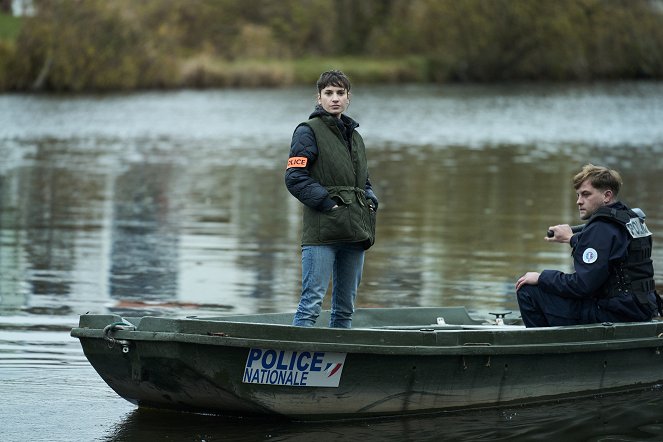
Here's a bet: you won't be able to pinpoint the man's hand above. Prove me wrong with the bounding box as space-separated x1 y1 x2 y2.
516 272 540 291
545 224 573 243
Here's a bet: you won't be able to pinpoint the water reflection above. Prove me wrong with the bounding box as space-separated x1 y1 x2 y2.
364 143 663 312
101 387 663 441
110 163 179 300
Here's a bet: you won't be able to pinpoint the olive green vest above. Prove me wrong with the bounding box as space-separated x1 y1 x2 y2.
301 116 376 249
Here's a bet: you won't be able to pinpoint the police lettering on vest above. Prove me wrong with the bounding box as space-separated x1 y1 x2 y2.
625 217 651 238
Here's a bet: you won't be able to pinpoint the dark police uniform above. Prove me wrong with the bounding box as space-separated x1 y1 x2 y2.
517 201 658 327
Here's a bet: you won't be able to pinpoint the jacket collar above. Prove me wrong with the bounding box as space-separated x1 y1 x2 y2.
309 105 359 131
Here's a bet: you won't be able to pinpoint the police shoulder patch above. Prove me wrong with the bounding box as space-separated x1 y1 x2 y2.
582 248 598 264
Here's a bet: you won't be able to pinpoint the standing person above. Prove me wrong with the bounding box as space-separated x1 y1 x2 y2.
285 70 378 328
516 164 659 327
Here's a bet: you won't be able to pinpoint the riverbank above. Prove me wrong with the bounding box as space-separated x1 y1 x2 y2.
0 8 427 91
2 0 663 92
174 56 429 89
0 52 428 92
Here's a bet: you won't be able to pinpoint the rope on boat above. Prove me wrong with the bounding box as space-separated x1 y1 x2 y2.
103 320 136 353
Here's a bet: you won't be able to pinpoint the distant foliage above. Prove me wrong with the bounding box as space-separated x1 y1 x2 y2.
2 0 663 91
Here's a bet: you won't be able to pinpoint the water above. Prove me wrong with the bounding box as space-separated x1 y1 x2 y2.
2 82 663 441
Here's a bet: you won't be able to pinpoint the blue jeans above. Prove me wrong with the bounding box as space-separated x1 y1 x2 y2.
292 243 365 328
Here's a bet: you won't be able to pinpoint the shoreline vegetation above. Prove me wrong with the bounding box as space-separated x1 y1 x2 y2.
1 0 663 93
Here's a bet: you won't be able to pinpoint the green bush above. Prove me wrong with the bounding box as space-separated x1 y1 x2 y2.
0 12 21 41
0 39 14 89
8 1 178 91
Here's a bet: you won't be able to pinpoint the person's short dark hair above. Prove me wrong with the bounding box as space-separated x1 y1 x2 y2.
316 70 351 94
573 163 622 195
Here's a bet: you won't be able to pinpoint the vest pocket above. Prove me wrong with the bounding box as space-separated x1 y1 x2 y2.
318 205 354 242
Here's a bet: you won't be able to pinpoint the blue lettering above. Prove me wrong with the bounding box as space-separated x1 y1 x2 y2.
245 350 344 386
276 351 288 370
263 350 277 369
246 349 262 367
297 352 311 371
310 352 324 371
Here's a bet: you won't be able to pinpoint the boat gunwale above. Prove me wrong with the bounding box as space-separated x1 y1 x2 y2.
71 323 663 356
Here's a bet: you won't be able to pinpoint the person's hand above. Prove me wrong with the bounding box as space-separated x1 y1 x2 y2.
545 224 573 243
516 272 540 291
331 204 339 210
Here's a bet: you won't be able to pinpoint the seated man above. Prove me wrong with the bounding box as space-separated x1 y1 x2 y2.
516 164 660 327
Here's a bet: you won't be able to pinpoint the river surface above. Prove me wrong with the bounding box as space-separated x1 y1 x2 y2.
2 82 663 441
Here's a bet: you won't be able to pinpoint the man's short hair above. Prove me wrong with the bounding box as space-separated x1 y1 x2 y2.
573 163 622 195
316 70 351 94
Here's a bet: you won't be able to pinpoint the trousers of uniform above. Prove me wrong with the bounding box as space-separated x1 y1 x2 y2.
517 285 614 327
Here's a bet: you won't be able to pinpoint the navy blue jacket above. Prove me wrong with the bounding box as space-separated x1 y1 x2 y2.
285 106 378 212
538 201 657 320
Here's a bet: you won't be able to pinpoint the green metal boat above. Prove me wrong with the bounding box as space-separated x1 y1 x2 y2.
70 307 663 420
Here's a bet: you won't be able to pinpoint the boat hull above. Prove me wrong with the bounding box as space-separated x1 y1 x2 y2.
71 308 663 420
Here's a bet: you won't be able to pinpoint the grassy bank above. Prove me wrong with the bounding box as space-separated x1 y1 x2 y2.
292 57 429 85
178 56 429 89
5 53 428 92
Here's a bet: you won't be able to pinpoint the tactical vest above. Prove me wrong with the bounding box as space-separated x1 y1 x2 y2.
300 116 376 248
587 206 655 304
